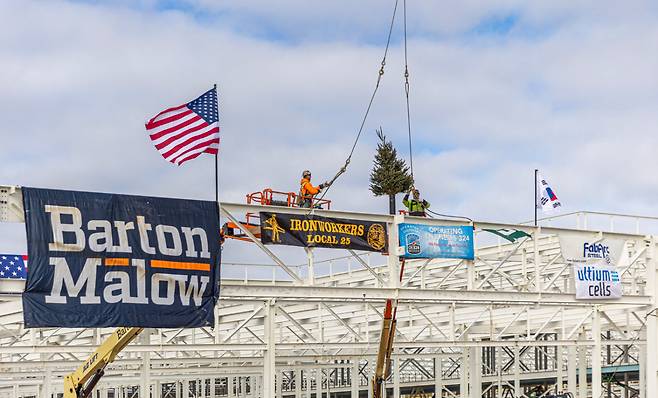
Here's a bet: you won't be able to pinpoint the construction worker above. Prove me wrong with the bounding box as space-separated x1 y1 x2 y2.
403 187 430 216
298 170 328 208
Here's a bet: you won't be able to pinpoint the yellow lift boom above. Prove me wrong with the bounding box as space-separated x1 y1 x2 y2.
63 327 143 398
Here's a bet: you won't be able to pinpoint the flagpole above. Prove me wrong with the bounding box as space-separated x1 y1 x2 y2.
214 84 219 205
534 169 538 226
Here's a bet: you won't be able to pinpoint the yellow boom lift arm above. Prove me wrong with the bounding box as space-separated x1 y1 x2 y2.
63 327 143 398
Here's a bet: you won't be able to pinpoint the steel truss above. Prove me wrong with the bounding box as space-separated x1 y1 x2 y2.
0 191 657 398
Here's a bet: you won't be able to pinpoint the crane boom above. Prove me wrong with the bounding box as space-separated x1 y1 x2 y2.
63 327 143 398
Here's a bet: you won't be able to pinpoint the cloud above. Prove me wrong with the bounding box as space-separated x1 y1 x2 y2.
1 0 658 261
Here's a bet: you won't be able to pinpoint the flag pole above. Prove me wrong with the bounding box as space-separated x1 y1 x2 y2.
214 84 219 205
534 169 538 226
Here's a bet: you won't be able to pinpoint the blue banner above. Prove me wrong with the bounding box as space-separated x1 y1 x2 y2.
22 187 221 328
398 224 474 260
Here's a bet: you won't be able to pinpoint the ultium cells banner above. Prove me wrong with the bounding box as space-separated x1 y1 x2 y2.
21 187 221 328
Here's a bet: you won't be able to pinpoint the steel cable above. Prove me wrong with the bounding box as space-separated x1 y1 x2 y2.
312 0 400 209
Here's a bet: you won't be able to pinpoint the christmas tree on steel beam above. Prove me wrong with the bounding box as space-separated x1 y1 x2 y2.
369 128 414 215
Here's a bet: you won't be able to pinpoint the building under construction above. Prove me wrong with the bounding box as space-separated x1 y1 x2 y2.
0 185 657 398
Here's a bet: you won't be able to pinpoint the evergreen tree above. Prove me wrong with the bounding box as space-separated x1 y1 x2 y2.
369 128 414 214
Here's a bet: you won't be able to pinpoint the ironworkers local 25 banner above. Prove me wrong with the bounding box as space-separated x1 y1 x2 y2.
259 212 388 253
22 187 221 328
398 224 474 260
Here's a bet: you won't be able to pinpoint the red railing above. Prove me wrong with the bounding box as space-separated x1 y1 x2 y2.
243 188 331 224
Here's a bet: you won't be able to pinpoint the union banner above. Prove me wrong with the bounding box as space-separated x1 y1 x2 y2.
259 212 388 253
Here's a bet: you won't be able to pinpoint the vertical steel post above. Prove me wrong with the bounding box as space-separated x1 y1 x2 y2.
316 368 322 398
352 360 359 397
434 355 442 398
263 300 276 398
141 331 151 398
645 236 657 398
514 344 521 398
461 344 469 398
306 248 315 285
368 363 374 398
592 307 602 398
42 368 52 398
470 346 481 397
295 369 301 398
568 344 577 393
534 227 541 293
578 330 587 398
393 357 400 398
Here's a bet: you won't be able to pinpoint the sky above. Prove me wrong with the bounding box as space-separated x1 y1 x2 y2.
1 0 658 264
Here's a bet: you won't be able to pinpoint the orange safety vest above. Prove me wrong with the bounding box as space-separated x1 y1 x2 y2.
298 178 320 205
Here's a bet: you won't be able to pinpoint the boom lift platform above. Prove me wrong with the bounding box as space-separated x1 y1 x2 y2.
221 188 331 242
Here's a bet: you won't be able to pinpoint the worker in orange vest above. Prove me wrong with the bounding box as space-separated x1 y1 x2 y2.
298 170 328 208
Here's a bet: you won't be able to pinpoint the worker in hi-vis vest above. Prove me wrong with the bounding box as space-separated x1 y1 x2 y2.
298 170 328 208
403 187 430 216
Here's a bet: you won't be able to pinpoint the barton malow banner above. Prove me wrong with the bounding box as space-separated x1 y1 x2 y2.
22 187 221 328
398 224 474 260
259 212 388 253
558 231 625 299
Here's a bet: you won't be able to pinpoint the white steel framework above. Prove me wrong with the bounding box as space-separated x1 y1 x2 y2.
0 186 656 398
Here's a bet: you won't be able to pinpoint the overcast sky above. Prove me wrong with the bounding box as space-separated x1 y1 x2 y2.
2 0 658 262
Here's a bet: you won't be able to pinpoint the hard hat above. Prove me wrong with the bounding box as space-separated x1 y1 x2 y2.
302 170 311 178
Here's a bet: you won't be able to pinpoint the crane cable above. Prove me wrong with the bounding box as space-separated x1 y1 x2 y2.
313 0 400 206
403 0 414 179
401 4 471 224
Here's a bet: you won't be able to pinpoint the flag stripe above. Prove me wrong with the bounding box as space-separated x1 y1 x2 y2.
170 135 220 165
148 112 201 141
155 118 208 151
163 125 218 161
145 106 191 129
145 104 188 124
176 138 221 165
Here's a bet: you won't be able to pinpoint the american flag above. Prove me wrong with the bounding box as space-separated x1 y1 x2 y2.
0 255 27 280
145 87 220 166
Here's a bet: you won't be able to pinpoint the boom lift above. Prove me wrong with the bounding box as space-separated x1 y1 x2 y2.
372 260 405 398
64 327 143 398
221 188 331 242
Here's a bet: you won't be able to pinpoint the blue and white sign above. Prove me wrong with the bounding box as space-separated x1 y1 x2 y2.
398 224 474 260
558 231 625 300
21 187 221 328
574 262 622 299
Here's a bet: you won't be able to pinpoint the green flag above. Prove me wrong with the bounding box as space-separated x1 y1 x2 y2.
483 228 531 243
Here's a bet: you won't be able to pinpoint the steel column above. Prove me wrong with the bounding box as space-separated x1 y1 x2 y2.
263 300 276 397
578 330 587 398
351 360 359 397
592 307 602 398
434 355 442 398
645 237 657 397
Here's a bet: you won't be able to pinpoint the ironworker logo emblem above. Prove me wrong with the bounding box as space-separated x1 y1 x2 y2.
263 214 285 243
367 224 386 251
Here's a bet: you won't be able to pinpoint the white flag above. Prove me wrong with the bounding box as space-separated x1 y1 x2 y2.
536 172 562 213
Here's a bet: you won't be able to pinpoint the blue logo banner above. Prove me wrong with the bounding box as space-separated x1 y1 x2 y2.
22 187 221 328
398 224 474 260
